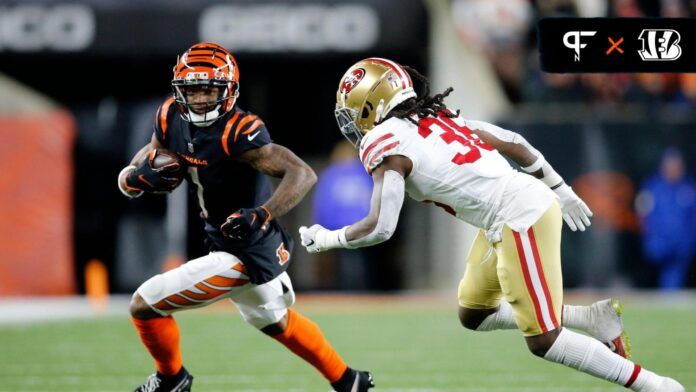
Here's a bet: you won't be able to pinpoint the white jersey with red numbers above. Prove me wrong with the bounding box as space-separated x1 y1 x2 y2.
358 113 557 241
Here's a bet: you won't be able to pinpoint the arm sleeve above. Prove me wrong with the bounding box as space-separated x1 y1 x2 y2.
223 113 272 156
465 119 564 186
464 119 544 166
346 170 405 248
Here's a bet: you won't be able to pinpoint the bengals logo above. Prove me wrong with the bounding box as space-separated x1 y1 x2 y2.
276 243 290 266
638 29 682 61
340 68 366 94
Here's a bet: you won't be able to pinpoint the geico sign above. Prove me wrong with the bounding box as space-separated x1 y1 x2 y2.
200 4 379 52
0 4 95 51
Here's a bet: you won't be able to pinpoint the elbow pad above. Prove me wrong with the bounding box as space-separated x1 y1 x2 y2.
347 170 405 248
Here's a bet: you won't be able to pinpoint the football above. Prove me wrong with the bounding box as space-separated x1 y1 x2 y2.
149 148 186 187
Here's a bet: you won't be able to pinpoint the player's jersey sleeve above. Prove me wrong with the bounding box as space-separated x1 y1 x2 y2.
152 97 177 147
461 118 544 162
358 119 418 175
221 111 272 156
461 119 520 144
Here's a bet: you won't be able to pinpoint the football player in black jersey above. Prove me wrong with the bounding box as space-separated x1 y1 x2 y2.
118 42 374 392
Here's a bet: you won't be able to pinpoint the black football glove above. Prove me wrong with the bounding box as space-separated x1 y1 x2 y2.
220 206 272 240
125 149 183 193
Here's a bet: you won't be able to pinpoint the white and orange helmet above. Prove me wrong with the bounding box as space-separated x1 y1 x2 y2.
171 42 240 126
335 58 416 146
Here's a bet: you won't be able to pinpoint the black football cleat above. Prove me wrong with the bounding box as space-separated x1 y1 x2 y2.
331 367 375 392
134 367 193 392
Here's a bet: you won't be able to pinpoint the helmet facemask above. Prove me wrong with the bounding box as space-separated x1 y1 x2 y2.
172 79 238 127
334 106 362 148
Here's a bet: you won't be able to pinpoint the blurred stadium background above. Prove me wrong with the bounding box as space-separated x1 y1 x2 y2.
0 0 695 390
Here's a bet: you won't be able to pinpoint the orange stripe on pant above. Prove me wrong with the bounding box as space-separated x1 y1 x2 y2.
204 275 248 288
153 279 247 311
163 294 198 307
232 263 247 275
180 286 229 301
153 299 178 311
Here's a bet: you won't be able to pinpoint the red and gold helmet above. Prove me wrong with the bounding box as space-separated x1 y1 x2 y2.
335 58 416 147
172 42 240 126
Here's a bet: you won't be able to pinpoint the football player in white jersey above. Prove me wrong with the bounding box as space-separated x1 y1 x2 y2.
299 58 684 392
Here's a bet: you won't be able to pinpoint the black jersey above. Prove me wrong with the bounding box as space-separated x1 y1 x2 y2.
153 98 292 284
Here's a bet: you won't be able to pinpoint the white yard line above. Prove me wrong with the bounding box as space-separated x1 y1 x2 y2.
0 295 130 325
1 291 695 325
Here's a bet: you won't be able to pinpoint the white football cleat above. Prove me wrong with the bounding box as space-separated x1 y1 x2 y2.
647 376 686 392
586 298 631 358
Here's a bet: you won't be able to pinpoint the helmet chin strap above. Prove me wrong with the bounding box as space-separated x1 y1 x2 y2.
188 104 222 127
374 99 386 123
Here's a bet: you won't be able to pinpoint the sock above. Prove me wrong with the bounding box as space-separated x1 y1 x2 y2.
476 302 596 333
562 304 591 332
543 328 661 391
132 316 182 376
272 309 348 383
476 302 517 331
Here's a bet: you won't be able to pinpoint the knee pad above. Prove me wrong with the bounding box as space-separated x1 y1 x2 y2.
235 273 295 329
243 308 288 330
135 274 172 317
136 274 166 303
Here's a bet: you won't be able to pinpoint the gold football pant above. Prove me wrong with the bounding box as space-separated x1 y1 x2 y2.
458 202 563 336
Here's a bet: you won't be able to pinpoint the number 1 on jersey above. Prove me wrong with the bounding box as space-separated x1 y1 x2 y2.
418 115 493 165
188 167 209 219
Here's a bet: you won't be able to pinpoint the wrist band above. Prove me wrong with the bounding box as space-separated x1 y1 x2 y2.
318 226 350 250
536 162 564 189
337 226 352 248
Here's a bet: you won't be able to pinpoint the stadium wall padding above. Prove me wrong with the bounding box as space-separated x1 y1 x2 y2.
0 109 76 295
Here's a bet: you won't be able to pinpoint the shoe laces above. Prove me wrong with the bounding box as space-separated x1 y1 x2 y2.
140 374 162 392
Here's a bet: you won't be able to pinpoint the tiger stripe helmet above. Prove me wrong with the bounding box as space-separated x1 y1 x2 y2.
335 58 416 147
172 42 240 126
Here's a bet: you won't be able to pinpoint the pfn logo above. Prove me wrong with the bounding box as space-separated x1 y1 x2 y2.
563 31 597 61
638 29 682 61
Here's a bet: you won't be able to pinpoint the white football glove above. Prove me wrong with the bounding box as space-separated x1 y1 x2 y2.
554 184 593 231
299 224 325 253
299 224 349 253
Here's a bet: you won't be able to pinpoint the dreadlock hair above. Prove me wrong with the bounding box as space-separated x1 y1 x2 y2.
384 65 460 125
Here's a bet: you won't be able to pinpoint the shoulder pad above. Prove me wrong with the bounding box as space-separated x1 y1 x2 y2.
221 109 267 156
156 97 177 142
359 123 404 174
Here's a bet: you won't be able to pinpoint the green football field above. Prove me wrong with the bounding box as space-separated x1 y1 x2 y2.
1 295 694 391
